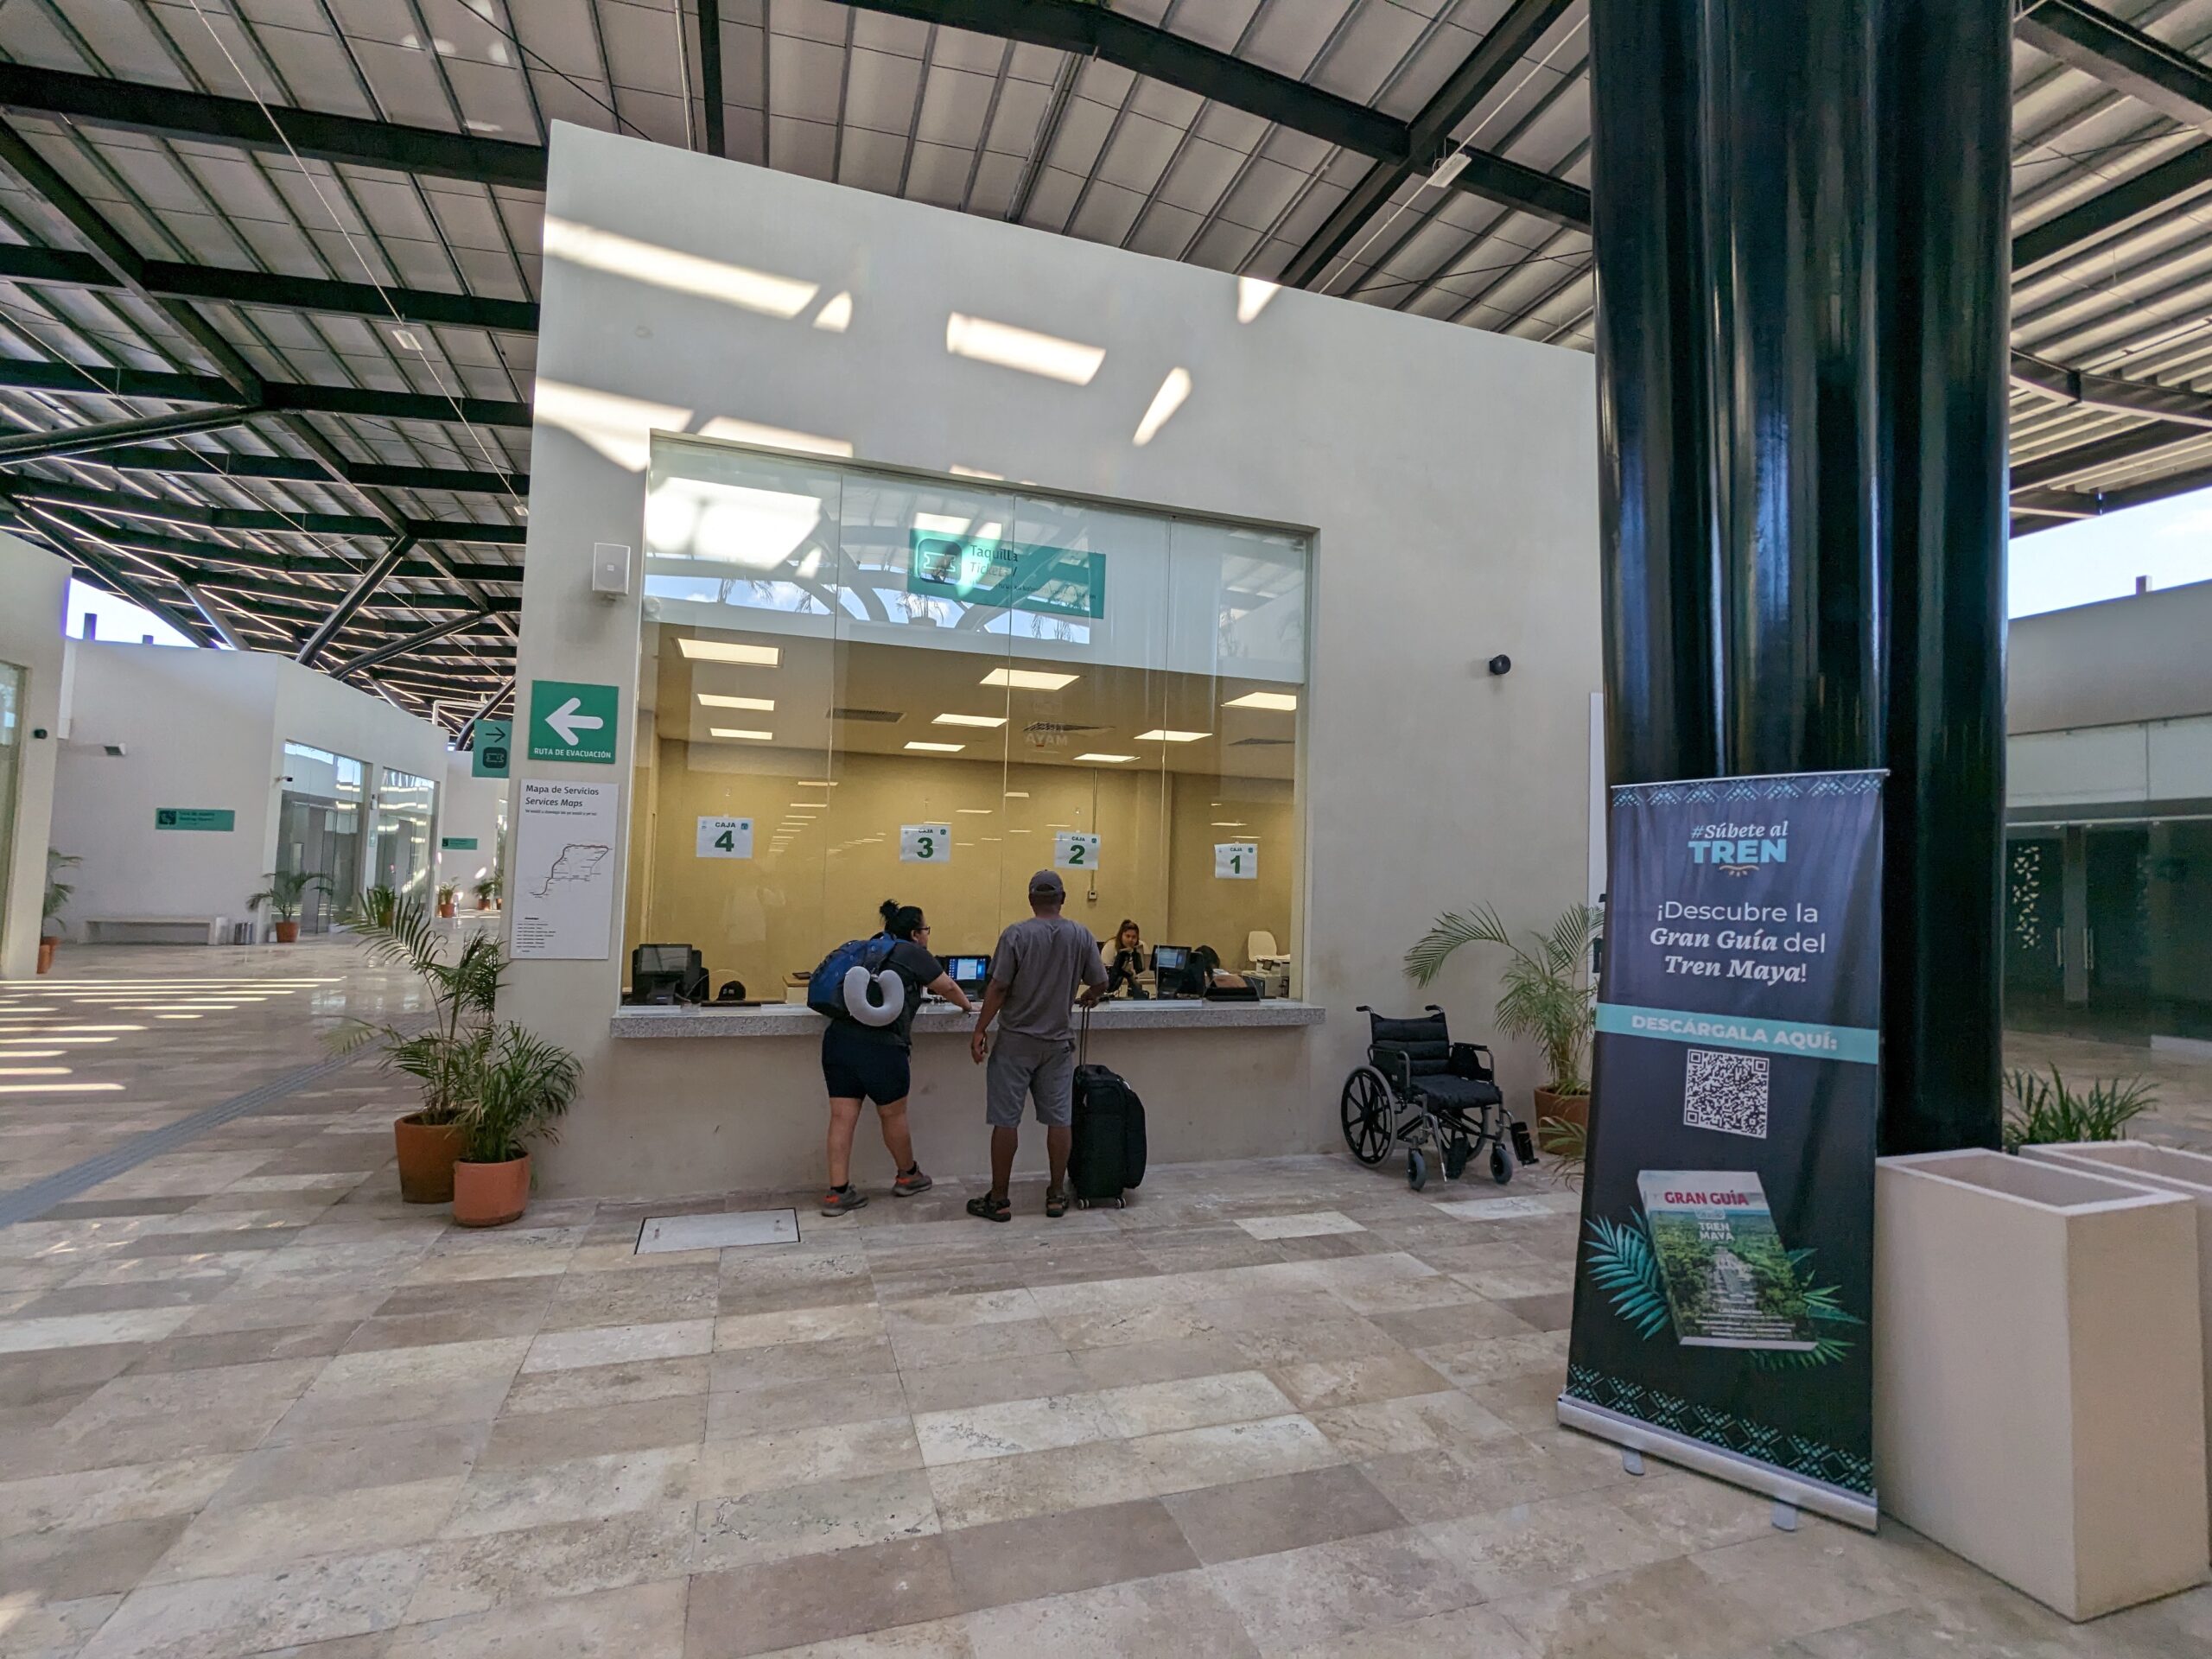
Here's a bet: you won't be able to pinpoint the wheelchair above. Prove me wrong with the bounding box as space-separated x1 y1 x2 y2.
1341 1006 1525 1191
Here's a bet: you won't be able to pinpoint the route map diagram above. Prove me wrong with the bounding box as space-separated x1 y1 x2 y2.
512 780 619 960
531 842 611 898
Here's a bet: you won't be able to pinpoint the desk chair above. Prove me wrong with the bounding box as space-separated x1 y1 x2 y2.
1247 931 1291 996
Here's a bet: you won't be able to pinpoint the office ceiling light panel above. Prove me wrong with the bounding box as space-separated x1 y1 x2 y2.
981 669 1078 691
933 713 1007 728
1224 690 1300 711
678 639 782 666
709 728 773 741
905 741 965 753
1075 753 1136 763
698 694 775 710
1135 729 1211 742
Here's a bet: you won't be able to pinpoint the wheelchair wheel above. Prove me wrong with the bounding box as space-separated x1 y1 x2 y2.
1491 1145 1512 1185
1339 1068 1393 1166
1407 1148 1429 1192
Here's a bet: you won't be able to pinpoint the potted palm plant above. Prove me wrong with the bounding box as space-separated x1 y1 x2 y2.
1405 901 1602 1131
249 869 330 944
334 887 503 1203
451 1024 579 1226
473 871 501 912
38 851 79 975
435 880 460 919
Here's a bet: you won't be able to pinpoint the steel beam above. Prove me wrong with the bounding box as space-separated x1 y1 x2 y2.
329 609 499 678
2012 452 2212 525
2 500 214 645
2017 0 2212 130
0 478 527 542
0 242 537 332
0 359 532 427
2007 418 2210 490
0 405 259 464
0 61 546 189
64 447 527 496
1281 0 1579 288
2011 143 2212 276
700 0 728 159
2010 351 2212 428
838 0 1587 228
296 535 416 666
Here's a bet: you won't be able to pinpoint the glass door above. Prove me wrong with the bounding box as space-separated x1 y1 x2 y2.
2003 833 2064 1020
2084 825 2152 1037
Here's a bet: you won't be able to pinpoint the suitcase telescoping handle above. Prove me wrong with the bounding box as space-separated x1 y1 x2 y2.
1078 1001 1090 1067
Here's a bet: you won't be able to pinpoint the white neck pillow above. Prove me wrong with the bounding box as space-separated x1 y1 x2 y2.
842 964 904 1027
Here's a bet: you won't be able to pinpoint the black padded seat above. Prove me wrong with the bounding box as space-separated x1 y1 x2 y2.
1411 1072 1503 1112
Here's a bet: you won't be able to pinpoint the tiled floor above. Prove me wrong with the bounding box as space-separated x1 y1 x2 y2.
0 944 2208 1656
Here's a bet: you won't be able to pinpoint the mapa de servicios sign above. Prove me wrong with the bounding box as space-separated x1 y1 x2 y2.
1560 770 1885 1529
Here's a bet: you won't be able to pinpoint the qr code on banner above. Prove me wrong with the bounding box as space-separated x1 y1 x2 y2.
1683 1048 1769 1140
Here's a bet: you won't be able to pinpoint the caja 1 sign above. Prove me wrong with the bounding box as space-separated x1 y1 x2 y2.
1215 842 1258 880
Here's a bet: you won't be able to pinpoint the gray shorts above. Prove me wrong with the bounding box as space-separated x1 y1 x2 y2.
986 1032 1076 1128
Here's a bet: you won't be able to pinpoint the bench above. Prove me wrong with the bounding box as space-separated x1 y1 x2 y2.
80 916 230 945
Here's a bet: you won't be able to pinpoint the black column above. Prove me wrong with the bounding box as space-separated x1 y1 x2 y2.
1586 0 2009 1153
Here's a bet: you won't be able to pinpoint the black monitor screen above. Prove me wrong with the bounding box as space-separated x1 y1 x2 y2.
944 955 989 982
1152 945 1189 970
636 944 694 976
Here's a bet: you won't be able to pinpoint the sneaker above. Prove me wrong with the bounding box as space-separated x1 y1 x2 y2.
819 1185 869 1217
893 1166 933 1198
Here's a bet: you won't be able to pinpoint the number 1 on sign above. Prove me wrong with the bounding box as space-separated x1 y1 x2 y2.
1215 841 1258 880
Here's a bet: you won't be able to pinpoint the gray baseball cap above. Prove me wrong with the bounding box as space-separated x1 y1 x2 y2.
1028 868 1065 899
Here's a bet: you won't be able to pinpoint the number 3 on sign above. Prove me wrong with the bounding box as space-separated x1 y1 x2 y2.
1215 842 1258 880
1054 831 1100 872
696 817 753 859
900 823 951 864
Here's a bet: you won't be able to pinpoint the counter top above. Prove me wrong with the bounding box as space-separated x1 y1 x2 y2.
610 998 1326 1039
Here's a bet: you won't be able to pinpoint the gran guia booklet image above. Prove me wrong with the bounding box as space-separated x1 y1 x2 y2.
1635 1171 1819 1351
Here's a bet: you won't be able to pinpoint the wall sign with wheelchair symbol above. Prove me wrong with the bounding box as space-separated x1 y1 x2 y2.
1214 841 1257 880
900 823 950 864
1053 831 1100 871
696 817 753 859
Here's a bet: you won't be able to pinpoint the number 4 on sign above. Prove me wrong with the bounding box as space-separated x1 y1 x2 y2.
900 823 951 864
696 817 753 859
1215 842 1258 880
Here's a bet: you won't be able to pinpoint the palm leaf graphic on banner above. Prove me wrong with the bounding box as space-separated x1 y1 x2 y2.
1584 1214 1671 1338
1750 1250 1865 1370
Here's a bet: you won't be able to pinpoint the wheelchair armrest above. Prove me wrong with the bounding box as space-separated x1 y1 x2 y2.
1370 1047 1414 1093
1449 1043 1495 1083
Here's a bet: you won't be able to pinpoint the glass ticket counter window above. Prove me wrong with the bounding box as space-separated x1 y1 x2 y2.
624 438 1308 1003
276 742 365 932
371 768 437 901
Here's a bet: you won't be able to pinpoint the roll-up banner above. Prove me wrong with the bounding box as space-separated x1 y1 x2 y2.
1560 770 1885 1529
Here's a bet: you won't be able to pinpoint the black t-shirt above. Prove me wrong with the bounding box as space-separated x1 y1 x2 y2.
843 938 941 1049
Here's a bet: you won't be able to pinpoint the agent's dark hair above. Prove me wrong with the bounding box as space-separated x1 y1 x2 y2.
1116 918 1141 944
1192 944 1221 974
880 899 926 940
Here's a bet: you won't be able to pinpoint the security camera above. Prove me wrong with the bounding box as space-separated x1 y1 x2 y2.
102 742 126 757
1486 655 1512 677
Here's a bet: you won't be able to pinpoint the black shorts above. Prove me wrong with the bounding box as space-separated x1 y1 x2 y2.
821 1022 911 1106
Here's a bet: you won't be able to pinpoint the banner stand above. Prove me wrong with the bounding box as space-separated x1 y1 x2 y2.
1557 1396 1878 1530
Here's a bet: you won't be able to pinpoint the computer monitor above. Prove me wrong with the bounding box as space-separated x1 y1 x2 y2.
1151 945 1195 996
631 943 707 1004
943 954 990 989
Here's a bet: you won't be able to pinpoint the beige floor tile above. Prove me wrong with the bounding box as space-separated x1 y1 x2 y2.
1268 1352 1452 1413
441 1446 700 1538
960 1567 1259 1659
943 1497 1198 1611
741 1617 972 1657
715 1304 885 1351
518 1318 714 1374
1425 1484 1689 1601
0 1309 198 1355
1066 1335 1251 1392
0 1455 236 1536
706 1373 908 1440
149 1477 462 1584
1044 1302 1219 1351
472 1391 706 1471
681 1417 922 1504
1130 1413 1343 1496
25 1358 329 1476
692 1467 941 1572
1277 1604 1537 1658
893 1351 1089 1415
1206 1525 1484 1652
212 1421 492 1510
885 1317 1063 1372
1307 1389 1518 1459
0 1591 124 1658
1493 1554 1780 1659
266 1340 527 1442
498 1353 709 1416
1095 1370 1296 1437
405 1502 696 1622
77 1545 424 1659
0 1514 193 1602
709 1336 899 1393
912 1392 1122 1466
383 1578 688 1659
686 1535 961 1657
1160 1463 1408 1566
925 1440 1158 1530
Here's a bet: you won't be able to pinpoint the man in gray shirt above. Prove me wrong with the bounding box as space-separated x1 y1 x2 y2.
967 869 1108 1222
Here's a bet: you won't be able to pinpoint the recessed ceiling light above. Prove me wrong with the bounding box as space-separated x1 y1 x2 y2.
980 668 1077 691
709 728 773 741
1004 791 1029 799
905 741 965 753
1135 729 1209 742
956 808 994 815
678 638 781 665
795 779 837 788
1223 690 1299 712
933 713 1007 728
1211 821 1248 828
785 804 823 811
1075 753 1135 763
699 693 775 711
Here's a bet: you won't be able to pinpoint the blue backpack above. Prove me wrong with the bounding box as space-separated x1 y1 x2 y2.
807 935 905 1026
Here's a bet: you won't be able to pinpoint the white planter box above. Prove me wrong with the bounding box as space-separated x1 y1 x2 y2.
1875 1149 2209 1620
2025 1141 2212 1533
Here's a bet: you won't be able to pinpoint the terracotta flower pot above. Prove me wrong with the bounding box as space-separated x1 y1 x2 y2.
438 902 456 918
393 1113 467 1204
36 938 55 975
1535 1086 1589 1131
272 920 301 944
454 1154 530 1228
476 898 493 911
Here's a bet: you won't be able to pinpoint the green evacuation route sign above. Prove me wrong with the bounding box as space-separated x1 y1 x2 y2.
528 679 619 765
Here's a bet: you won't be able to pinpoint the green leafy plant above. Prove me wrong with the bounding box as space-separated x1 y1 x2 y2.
473 871 502 905
456 1024 579 1164
1751 1252 1866 1371
2002 1065 2157 1153
436 881 460 907
248 868 330 922
41 850 79 938
332 891 505 1124
1405 902 1602 1093
1538 1115 1586 1183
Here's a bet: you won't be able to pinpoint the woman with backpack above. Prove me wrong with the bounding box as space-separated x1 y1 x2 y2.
819 900 973 1216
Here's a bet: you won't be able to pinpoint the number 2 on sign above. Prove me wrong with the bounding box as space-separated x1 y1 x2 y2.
1054 831 1100 872
1215 842 1258 880
901 823 951 864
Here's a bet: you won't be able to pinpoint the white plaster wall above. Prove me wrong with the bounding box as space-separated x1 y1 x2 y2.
2008 581 2212 734
51 645 452 934
437 760 507 895
510 124 1603 1197
0 533 67 976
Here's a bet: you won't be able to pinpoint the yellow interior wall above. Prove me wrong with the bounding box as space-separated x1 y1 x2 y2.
626 744 1296 994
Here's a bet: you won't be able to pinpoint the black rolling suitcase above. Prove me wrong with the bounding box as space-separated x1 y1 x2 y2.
1068 1008 1146 1208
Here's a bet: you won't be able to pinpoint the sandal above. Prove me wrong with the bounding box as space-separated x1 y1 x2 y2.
1045 1188 1069 1219
966 1194 1011 1224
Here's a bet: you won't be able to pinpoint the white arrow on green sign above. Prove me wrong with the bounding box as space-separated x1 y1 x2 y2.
528 679 619 764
